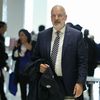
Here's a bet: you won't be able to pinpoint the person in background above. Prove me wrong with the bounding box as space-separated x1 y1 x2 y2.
96 43 100 64
38 25 45 32
0 21 8 100
12 29 33 100
32 5 87 100
83 29 97 99
31 31 37 42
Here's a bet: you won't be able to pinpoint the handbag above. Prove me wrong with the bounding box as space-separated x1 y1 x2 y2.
8 72 17 96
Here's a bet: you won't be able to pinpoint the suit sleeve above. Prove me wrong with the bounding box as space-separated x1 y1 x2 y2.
77 33 88 85
31 33 41 61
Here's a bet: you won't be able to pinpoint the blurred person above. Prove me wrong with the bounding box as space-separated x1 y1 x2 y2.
30 31 36 51
32 5 87 100
31 31 37 42
38 25 45 32
83 29 97 99
12 29 33 100
0 21 8 100
96 43 100 64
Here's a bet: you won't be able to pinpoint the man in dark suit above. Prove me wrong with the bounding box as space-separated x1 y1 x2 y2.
0 21 8 100
32 5 87 100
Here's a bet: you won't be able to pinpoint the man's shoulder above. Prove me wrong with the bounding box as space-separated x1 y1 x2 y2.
41 27 53 33
38 27 53 37
66 26 81 38
67 25 81 33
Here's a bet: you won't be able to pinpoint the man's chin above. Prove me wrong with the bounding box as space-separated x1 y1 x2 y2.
54 25 62 31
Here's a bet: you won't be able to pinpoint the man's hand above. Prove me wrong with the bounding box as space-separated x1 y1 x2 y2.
40 64 48 73
25 43 32 50
73 83 83 98
4 65 9 72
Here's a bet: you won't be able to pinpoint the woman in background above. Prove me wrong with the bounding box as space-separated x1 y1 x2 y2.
12 29 33 100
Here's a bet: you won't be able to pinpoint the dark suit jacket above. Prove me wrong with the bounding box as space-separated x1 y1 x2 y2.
32 24 87 96
84 37 97 76
0 35 8 69
0 35 8 82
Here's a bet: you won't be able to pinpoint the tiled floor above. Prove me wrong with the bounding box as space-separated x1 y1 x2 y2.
3 66 100 100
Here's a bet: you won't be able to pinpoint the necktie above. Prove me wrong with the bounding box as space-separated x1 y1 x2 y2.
51 32 60 67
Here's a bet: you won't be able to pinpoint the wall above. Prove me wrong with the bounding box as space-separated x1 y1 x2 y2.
0 0 3 20
7 0 24 39
6 0 47 38
2 0 100 43
33 0 47 33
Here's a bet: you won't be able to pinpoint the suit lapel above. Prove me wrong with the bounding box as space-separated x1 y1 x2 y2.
62 25 70 58
46 28 53 60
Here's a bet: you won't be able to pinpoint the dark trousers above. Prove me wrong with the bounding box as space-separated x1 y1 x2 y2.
75 94 83 100
19 75 29 100
19 81 27 100
0 71 7 100
56 76 84 100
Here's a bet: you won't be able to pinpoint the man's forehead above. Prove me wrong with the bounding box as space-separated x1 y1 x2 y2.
51 6 66 15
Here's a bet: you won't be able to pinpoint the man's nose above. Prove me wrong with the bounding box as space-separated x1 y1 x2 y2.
55 15 59 19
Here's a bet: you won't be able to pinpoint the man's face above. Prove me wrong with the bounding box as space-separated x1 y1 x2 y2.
0 25 7 35
51 6 67 31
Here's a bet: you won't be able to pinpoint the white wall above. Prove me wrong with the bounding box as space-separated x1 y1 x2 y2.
3 0 100 43
0 0 3 20
46 0 100 43
24 0 47 33
32 0 47 33
7 0 25 39
6 0 47 38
